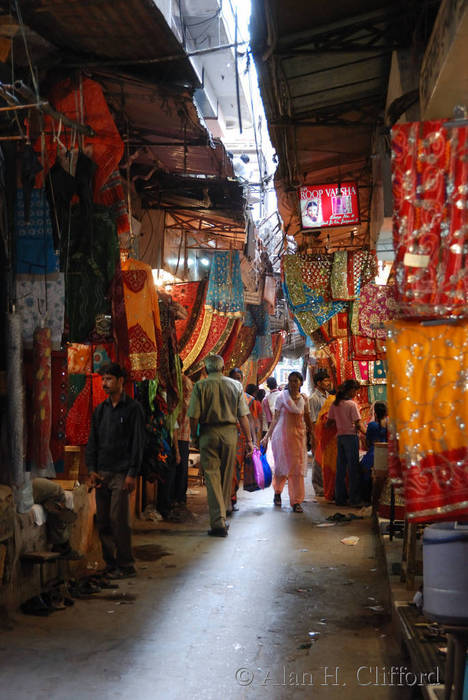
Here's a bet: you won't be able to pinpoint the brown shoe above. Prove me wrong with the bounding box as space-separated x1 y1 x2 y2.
208 522 229 537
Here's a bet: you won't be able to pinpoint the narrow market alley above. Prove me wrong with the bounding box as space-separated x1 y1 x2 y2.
0 1 466 698
1 476 411 700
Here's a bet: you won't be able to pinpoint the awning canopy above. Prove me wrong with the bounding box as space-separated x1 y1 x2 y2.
250 0 440 250
96 71 234 180
0 0 198 86
0 3 247 246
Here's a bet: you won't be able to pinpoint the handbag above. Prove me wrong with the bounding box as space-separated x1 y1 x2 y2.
243 448 270 492
252 448 265 489
260 446 272 488
243 454 260 492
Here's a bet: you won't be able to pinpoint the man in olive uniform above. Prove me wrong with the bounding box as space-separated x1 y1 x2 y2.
188 355 253 537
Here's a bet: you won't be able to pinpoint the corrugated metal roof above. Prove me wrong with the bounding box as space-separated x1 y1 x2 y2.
3 0 198 85
96 71 234 179
251 0 439 249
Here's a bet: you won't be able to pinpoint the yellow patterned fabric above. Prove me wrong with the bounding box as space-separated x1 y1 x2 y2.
386 319 468 521
331 251 349 300
182 308 213 371
283 255 306 306
121 258 161 381
387 320 467 457
295 310 320 336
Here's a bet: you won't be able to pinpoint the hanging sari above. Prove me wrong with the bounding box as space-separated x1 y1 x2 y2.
386 318 468 522
119 257 162 381
314 395 337 502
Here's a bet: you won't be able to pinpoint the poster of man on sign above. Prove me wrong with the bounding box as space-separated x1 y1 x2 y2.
299 182 361 229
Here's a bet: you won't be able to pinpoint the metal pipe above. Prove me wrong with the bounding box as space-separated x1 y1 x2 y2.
13 81 95 137
64 42 248 68
0 101 47 112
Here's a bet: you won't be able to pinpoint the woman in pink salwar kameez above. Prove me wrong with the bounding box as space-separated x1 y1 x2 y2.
261 372 313 512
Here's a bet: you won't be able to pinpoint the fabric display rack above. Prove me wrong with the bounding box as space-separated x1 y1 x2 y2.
282 248 394 428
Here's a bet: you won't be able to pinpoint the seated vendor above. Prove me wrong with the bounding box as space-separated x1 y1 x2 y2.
32 478 82 560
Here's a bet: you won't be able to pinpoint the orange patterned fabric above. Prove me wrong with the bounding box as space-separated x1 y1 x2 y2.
67 343 92 375
314 395 337 502
38 77 123 195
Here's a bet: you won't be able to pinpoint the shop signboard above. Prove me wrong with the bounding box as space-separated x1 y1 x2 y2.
298 181 360 229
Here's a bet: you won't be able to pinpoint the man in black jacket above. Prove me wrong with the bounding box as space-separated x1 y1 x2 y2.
86 363 145 578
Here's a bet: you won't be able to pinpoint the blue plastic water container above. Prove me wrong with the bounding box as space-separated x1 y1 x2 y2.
423 522 468 624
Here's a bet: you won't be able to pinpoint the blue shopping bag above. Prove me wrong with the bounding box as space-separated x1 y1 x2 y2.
260 446 272 489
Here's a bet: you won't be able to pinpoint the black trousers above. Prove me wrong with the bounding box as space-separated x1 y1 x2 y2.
173 440 190 504
157 461 176 517
95 471 133 568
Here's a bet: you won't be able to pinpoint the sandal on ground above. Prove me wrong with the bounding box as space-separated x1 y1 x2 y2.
292 503 303 513
273 493 282 507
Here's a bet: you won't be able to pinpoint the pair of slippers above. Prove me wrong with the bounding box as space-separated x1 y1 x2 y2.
21 592 74 616
326 512 363 523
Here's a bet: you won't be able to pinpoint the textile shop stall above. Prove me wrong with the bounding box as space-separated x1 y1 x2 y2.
168 251 284 384
376 114 468 700
0 1 258 608
386 118 468 585
2 77 188 505
2 73 279 525
282 249 392 422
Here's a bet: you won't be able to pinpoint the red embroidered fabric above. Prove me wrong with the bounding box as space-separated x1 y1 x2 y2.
353 360 369 384
351 336 377 360
220 319 242 366
170 281 207 350
329 311 349 338
122 270 147 294
224 325 257 373
189 315 235 374
330 338 354 385
392 120 468 317
66 374 92 445
358 284 398 339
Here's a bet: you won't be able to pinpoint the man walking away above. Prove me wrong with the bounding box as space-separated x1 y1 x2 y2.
262 376 280 427
309 370 331 497
86 363 145 578
188 355 253 537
